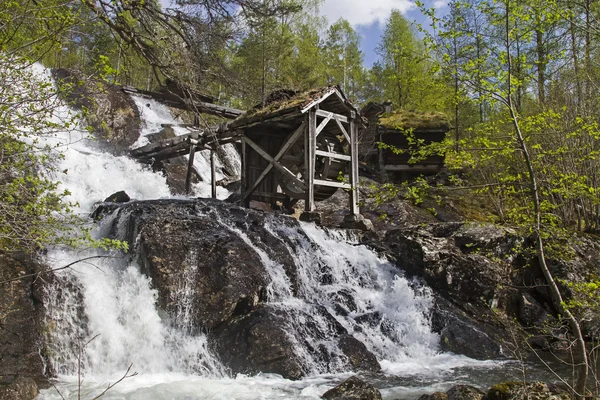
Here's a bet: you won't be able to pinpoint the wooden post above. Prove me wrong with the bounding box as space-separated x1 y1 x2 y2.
241 137 250 208
305 110 317 212
185 142 196 195
377 127 387 182
349 112 360 216
210 149 217 199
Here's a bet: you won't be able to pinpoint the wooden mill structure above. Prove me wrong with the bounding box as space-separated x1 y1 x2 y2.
360 102 450 182
230 87 361 217
128 85 363 220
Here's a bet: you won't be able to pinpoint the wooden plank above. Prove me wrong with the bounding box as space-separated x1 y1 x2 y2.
185 143 196 194
241 137 249 208
314 179 351 189
122 86 243 119
244 136 306 190
210 149 216 199
301 89 336 113
316 109 348 123
349 115 360 216
315 150 351 161
315 112 333 137
305 110 317 211
242 122 306 202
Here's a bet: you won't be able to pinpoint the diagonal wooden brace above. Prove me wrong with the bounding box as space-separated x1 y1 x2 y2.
242 122 306 202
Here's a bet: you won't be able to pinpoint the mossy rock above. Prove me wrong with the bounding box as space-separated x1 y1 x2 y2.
486 381 569 400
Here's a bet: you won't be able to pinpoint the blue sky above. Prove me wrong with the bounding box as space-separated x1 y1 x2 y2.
318 0 448 66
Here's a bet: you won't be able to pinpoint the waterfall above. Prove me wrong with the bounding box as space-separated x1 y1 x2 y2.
27 65 501 400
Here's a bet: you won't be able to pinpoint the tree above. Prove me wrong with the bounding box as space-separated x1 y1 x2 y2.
322 18 365 101
376 10 447 110
421 0 598 396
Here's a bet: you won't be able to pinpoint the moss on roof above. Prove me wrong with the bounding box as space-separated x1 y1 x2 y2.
379 110 450 131
231 87 339 128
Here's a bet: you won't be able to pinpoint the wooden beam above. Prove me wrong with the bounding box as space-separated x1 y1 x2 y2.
210 149 216 199
314 179 351 189
122 86 243 119
334 115 351 143
316 109 348 123
241 122 306 202
315 150 351 161
185 142 196 194
244 136 306 190
349 115 360 216
315 112 333 137
301 89 336 113
305 110 317 212
241 137 249 208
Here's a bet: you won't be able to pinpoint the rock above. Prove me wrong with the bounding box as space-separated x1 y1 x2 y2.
135 208 270 331
432 297 506 359
211 306 305 379
0 254 48 387
338 335 381 373
103 190 131 203
446 384 484 400
300 211 322 224
485 381 567 400
102 199 386 377
517 292 552 327
52 68 141 155
418 392 448 400
0 376 38 400
340 214 374 231
322 376 382 400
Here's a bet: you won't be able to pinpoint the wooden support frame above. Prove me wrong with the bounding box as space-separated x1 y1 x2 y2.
241 122 306 202
349 112 360 216
305 109 317 212
241 137 250 208
185 142 196 194
244 137 306 190
210 149 217 199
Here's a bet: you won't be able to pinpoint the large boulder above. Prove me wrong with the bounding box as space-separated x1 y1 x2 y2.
100 199 381 378
211 306 305 379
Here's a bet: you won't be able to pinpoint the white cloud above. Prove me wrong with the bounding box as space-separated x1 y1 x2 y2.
433 0 448 8
320 0 416 27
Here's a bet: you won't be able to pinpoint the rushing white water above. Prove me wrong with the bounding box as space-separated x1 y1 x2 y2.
25 65 506 400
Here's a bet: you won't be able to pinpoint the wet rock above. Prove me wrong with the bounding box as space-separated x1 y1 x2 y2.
321 376 382 400
446 384 484 400
52 68 140 155
432 297 506 360
135 208 269 331
300 211 322 224
211 306 305 379
0 376 39 400
103 190 131 203
338 335 381 373
340 214 374 231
